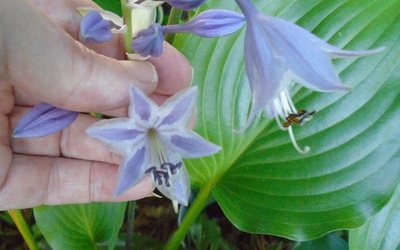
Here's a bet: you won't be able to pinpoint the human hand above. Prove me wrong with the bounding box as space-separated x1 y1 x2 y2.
0 0 192 210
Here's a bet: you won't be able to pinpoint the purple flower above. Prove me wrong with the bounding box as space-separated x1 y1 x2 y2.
79 11 113 43
13 103 79 138
131 9 245 57
235 0 384 154
87 86 221 208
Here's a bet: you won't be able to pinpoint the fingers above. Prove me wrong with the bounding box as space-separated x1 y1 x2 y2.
149 43 194 96
0 154 154 210
0 83 14 185
0 83 14 145
2 0 158 112
32 0 126 59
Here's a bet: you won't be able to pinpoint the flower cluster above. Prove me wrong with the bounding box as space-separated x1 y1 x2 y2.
14 0 384 206
79 6 245 57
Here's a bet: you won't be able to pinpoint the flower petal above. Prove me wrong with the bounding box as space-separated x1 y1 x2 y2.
115 146 148 196
322 44 386 58
158 86 198 128
243 19 284 125
13 103 78 138
129 85 158 123
264 16 349 92
163 9 245 37
161 130 221 158
86 118 145 153
76 7 124 31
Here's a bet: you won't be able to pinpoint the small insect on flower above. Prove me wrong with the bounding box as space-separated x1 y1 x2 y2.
282 110 315 128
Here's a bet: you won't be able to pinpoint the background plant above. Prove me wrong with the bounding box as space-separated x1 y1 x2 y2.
5 0 400 249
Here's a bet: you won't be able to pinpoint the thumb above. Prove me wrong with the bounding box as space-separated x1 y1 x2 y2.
1 0 158 112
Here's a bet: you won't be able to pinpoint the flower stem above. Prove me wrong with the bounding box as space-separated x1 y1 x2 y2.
164 7 183 44
165 183 212 250
120 0 133 53
8 210 38 250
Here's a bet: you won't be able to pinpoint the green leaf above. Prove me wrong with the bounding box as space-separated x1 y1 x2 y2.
349 184 400 250
174 0 400 240
34 203 126 250
93 0 122 16
294 233 348 250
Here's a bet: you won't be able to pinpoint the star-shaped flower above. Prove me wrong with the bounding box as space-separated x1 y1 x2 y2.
235 0 384 153
87 86 221 207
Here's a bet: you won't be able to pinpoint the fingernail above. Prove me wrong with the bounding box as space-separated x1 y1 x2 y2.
121 60 158 93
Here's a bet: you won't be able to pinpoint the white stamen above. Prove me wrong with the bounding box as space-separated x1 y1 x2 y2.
284 89 297 113
274 112 287 131
172 200 179 214
167 167 172 176
280 92 292 116
288 126 310 154
147 192 162 198
272 88 311 154
148 129 169 170
273 99 286 120
150 171 156 183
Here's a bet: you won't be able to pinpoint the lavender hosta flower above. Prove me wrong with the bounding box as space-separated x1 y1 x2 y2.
79 11 113 43
235 0 385 154
13 103 79 138
87 86 221 209
132 9 245 57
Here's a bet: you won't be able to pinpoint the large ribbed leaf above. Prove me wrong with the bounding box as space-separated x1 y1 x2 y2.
34 203 126 250
349 185 400 250
175 0 400 240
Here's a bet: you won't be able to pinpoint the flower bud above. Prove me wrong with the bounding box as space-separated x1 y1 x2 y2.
131 23 164 57
79 11 113 43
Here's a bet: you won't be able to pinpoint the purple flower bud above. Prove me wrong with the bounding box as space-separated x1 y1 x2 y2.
79 11 113 43
131 23 164 57
13 103 79 138
163 9 245 37
163 0 206 10
131 9 245 57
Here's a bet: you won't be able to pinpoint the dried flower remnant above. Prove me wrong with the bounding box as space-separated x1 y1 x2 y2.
235 0 384 154
87 86 221 209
